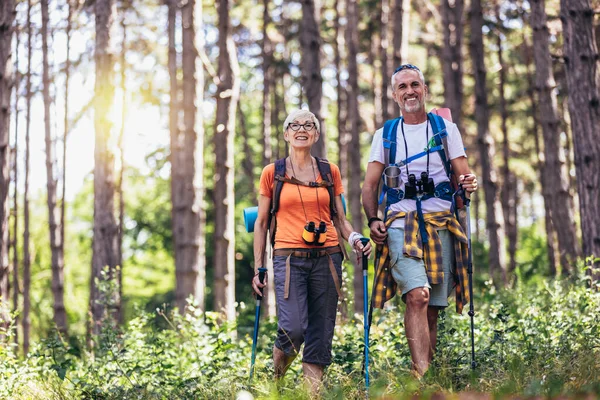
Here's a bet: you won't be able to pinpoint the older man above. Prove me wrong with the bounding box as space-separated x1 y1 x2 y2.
362 64 478 376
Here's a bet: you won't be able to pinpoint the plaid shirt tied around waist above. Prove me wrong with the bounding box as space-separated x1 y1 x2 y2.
371 210 471 314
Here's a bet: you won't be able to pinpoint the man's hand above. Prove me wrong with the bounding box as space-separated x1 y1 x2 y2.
459 174 478 197
251 272 267 297
369 220 388 245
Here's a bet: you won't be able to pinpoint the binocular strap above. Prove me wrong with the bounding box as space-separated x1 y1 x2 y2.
282 252 342 299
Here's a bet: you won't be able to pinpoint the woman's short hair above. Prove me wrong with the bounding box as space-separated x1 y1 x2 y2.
283 109 320 133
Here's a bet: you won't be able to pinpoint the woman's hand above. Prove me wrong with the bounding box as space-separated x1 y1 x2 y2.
353 238 372 256
251 271 267 297
348 232 372 257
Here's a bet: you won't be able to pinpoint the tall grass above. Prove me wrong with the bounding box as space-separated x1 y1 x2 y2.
0 274 598 399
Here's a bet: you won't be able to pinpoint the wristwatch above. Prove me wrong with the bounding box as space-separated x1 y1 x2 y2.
368 217 382 228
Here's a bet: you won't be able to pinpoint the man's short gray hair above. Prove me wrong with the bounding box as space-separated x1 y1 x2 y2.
390 65 425 88
283 109 320 133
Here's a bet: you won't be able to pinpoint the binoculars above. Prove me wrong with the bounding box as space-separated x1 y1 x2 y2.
404 171 435 198
302 221 328 246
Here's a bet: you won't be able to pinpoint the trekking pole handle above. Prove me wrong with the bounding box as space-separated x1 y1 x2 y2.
257 267 267 301
458 183 471 207
360 238 370 271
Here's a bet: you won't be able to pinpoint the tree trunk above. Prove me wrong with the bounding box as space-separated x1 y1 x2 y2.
171 0 206 313
92 0 119 334
300 0 325 158
391 0 409 116
61 0 72 318
22 0 32 354
469 0 507 285
532 0 580 275
12 12 20 348
116 0 128 323
334 0 348 185
0 0 16 322
213 0 239 321
379 0 390 123
523 30 558 276
496 9 517 276
346 0 364 313
560 0 600 281
440 0 464 132
41 0 68 334
167 0 181 309
262 0 272 167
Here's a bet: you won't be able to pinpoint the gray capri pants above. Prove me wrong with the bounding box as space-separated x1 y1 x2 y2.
273 250 343 366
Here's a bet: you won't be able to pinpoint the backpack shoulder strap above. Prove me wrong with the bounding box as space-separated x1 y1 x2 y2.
383 118 402 166
271 158 286 215
268 158 287 247
315 157 338 218
428 113 452 179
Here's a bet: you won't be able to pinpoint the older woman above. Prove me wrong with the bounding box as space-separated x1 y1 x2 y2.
252 109 371 392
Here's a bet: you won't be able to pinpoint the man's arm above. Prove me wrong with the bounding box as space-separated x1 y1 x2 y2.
362 161 387 245
450 156 478 196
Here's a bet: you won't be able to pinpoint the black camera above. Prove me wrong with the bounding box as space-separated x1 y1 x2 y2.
404 172 435 198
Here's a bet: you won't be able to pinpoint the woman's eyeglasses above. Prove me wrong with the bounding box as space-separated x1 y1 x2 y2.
393 64 420 74
288 122 316 131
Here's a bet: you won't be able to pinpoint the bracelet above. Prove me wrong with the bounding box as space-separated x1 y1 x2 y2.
368 217 382 227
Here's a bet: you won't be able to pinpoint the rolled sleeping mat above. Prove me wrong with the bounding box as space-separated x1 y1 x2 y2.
243 194 348 233
244 206 259 233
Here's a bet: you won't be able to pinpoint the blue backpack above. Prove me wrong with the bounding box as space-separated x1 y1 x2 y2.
380 112 462 241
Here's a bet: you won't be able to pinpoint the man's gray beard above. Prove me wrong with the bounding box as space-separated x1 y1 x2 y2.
402 101 423 114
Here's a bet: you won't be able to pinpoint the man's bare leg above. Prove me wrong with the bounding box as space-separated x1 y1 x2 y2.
404 287 431 376
273 346 296 378
302 362 324 397
427 307 439 362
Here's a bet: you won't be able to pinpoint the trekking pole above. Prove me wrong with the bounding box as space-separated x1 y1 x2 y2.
249 267 268 380
459 186 476 369
360 238 371 391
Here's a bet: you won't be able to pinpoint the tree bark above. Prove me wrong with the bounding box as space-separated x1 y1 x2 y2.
116 0 128 323
41 0 68 334
496 9 518 277
213 0 239 321
346 0 364 313
391 0 408 116
523 31 558 276
12 11 20 348
469 0 507 285
61 0 72 317
22 0 32 354
299 0 325 158
560 0 600 280
262 0 272 167
0 0 16 321
92 0 119 334
171 0 206 313
532 0 580 275
440 0 464 133
334 0 348 184
379 0 391 125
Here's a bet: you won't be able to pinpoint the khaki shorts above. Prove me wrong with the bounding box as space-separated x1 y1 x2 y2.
387 227 455 307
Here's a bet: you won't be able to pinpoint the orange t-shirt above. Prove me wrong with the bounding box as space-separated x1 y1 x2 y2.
259 162 344 249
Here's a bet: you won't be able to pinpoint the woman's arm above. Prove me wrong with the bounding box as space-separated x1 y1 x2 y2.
252 195 271 296
333 195 372 257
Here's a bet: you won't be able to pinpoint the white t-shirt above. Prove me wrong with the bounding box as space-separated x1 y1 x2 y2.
368 118 466 228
